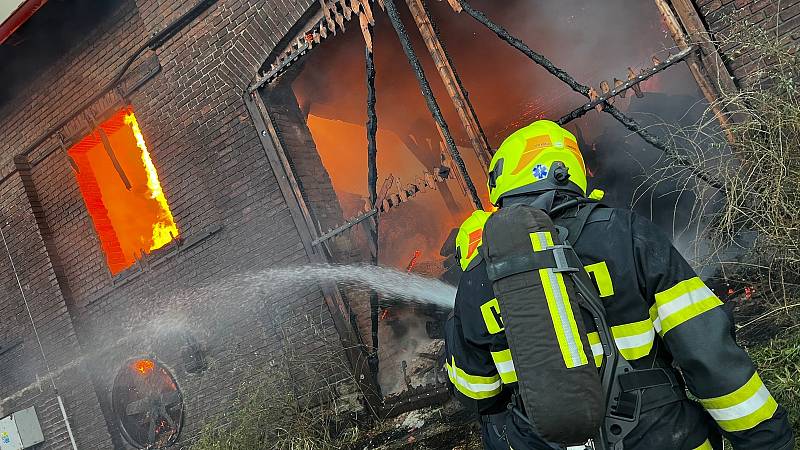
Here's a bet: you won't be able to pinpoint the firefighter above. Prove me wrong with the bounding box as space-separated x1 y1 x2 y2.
446 209 512 450
445 120 794 449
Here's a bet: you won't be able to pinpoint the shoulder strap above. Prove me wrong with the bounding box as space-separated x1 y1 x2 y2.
558 202 602 243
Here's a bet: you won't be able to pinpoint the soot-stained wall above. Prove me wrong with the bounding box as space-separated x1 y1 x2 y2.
0 1 358 449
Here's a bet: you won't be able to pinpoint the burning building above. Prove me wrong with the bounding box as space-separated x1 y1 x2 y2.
0 0 791 448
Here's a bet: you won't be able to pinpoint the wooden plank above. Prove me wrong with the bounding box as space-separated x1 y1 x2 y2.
320 0 337 34
360 0 375 25
360 11 373 52
443 0 462 13
668 0 738 95
655 0 734 142
340 0 353 20
405 0 492 174
244 91 381 409
97 128 132 190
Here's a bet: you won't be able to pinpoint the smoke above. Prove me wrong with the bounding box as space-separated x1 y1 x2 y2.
287 0 714 394
294 0 719 256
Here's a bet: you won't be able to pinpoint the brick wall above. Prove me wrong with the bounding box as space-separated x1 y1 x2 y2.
694 0 800 86
0 0 361 448
0 173 114 449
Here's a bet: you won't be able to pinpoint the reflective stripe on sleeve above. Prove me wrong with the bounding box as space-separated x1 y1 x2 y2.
589 320 655 365
650 277 722 335
445 356 502 400
490 349 518 383
611 319 655 361
693 439 713 450
540 267 588 368
587 331 603 367
480 298 505 335
698 372 779 432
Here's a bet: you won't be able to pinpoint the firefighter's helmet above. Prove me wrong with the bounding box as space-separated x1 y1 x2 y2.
455 210 492 271
487 120 587 206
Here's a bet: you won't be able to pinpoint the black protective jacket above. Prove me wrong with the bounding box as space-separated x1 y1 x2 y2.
444 199 794 450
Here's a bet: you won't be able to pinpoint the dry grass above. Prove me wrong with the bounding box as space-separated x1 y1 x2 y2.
749 330 800 447
190 316 369 450
651 14 800 446
649 18 800 336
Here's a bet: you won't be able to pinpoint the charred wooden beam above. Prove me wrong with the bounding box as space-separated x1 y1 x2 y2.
366 43 379 227
557 45 697 125
312 168 456 246
455 0 724 191
406 0 492 174
667 0 738 96
383 0 484 209
97 127 132 190
654 0 735 143
365 26 381 376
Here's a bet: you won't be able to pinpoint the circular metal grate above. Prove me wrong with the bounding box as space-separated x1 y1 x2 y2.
112 358 183 449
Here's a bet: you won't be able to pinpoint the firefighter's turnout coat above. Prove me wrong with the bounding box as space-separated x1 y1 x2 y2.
445 201 794 450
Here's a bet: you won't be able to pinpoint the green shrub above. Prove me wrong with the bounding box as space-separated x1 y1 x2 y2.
749 330 800 446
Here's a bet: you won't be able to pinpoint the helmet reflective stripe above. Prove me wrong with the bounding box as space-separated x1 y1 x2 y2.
488 120 588 205
455 210 492 271
510 134 553 175
466 229 482 260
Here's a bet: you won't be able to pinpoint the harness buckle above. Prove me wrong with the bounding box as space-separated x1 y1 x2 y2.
551 245 579 273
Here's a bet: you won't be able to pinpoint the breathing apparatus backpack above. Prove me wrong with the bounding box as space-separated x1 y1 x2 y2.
480 199 644 450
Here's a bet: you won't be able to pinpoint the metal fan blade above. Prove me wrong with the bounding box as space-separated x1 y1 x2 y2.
162 391 182 406
126 398 150 416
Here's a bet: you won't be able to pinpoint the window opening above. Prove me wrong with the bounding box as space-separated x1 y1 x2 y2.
68 107 178 274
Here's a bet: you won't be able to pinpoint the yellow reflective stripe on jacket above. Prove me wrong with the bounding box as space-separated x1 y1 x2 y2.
490 349 518 383
588 320 655 365
650 277 722 335
584 261 614 297
445 356 502 400
587 331 603 367
611 319 655 361
530 231 555 251
539 267 588 368
693 438 713 450
698 372 778 432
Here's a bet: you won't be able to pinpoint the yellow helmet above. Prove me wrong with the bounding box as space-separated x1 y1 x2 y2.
487 120 587 206
455 210 492 271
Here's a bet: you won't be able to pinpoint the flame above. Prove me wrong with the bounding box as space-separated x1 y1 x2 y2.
406 250 422 273
133 359 155 375
123 111 179 250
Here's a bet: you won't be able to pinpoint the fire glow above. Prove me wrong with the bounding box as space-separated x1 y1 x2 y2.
123 112 178 249
68 108 179 274
133 359 155 376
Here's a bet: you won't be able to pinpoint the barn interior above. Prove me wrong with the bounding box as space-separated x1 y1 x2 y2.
257 0 708 398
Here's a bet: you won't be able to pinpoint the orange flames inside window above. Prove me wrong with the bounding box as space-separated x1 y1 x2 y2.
68 107 179 274
132 359 155 375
